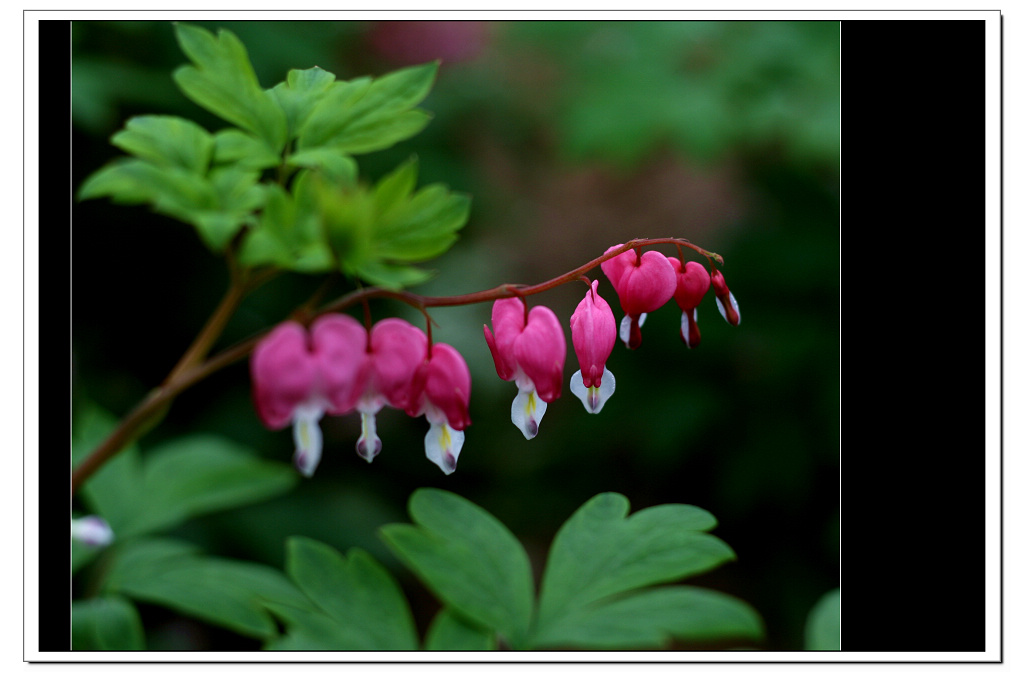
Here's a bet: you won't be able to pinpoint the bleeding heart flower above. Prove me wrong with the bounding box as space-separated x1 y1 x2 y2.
351 318 429 463
600 244 676 349
483 298 566 439
710 269 741 326
407 343 472 474
668 257 712 349
569 280 618 414
251 316 366 477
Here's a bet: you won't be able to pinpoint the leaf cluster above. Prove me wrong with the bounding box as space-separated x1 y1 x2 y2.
78 23 469 288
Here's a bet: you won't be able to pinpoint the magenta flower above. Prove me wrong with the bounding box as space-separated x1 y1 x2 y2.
569 280 618 414
668 257 712 349
350 318 429 463
710 270 741 327
483 298 566 439
600 245 677 349
251 316 365 476
407 343 472 474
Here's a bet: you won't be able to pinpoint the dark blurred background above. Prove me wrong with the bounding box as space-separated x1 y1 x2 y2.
72 20 839 651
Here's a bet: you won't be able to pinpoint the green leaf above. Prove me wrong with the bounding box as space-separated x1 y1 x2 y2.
269 66 337 140
72 407 146 538
273 537 418 650
425 609 497 651
104 537 311 640
287 147 359 187
172 23 287 150
298 62 437 154
111 115 214 174
805 588 841 650
212 129 281 170
237 181 334 272
352 261 434 289
375 184 470 262
532 586 764 650
72 596 145 650
130 434 298 537
77 158 216 217
73 406 297 540
534 493 735 643
380 488 534 649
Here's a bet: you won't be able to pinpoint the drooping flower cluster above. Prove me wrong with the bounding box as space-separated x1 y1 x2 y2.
250 244 738 477
251 314 470 477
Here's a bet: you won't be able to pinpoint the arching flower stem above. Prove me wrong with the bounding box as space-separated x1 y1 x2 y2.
71 237 723 496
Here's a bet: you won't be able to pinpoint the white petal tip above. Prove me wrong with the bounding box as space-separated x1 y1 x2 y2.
425 423 465 475
570 368 615 414
511 389 547 440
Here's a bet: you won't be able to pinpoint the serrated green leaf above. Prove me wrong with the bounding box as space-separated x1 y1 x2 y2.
375 186 470 262
104 537 311 640
535 493 734 639
78 158 216 216
212 128 281 170
269 66 337 140
278 537 418 650
380 488 534 649
805 588 840 650
238 182 330 272
172 23 287 150
298 62 436 154
111 115 214 174
425 609 497 651
72 596 145 651
531 586 764 650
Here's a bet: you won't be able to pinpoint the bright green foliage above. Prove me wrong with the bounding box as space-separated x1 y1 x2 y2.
380 488 762 650
534 493 733 631
805 587 841 650
534 492 761 649
72 407 298 543
102 537 310 640
79 24 466 287
172 23 288 150
72 596 146 651
296 62 436 153
110 115 214 174
267 537 419 650
380 488 535 649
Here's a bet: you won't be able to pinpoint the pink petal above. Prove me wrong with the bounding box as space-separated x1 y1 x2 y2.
513 305 566 403
251 322 318 430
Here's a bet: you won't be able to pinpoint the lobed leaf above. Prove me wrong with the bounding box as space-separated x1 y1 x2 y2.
534 493 736 644
172 23 287 150
72 406 298 544
379 488 535 649
103 537 311 640
274 537 419 650
298 62 437 154
531 586 764 650
111 115 214 174
269 66 338 141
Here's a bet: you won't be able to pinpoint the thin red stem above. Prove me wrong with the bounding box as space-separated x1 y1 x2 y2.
71 237 722 495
